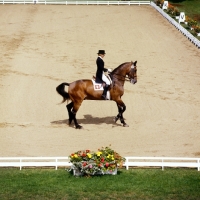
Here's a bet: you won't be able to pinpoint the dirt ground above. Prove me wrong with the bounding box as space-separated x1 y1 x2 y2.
0 5 200 158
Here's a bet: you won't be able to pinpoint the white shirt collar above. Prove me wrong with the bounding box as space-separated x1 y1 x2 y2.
98 56 103 60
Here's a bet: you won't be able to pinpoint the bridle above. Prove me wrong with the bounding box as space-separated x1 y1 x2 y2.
111 68 137 82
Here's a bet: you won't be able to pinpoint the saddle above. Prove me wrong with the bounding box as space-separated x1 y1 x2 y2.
92 73 112 86
92 73 112 91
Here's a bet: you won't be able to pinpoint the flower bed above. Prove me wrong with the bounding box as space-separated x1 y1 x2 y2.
68 146 125 176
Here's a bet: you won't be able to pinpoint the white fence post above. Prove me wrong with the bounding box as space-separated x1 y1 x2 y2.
56 158 58 170
20 158 22 170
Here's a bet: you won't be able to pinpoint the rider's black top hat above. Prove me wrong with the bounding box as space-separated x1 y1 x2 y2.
97 50 106 55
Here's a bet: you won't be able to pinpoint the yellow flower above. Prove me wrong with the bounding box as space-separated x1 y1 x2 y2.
107 155 112 159
96 151 102 156
87 153 92 158
74 154 78 158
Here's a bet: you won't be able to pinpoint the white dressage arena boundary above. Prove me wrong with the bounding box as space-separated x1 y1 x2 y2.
0 0 150 5
0 157 199 171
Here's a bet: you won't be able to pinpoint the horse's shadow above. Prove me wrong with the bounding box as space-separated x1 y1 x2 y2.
51 114 122 127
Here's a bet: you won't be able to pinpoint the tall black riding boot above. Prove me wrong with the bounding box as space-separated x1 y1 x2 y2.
101 85 109 100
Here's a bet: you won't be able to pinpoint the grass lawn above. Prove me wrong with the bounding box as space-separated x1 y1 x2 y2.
0 168 200 200
169 0 200 23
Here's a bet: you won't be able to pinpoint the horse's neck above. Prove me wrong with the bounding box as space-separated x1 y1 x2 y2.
117 64 129 76
112 66 128 85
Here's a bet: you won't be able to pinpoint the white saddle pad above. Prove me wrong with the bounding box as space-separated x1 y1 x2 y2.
91 79 110 100
91 79 103 90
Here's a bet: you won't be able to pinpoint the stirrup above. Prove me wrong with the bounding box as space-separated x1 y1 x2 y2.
101 94 107 100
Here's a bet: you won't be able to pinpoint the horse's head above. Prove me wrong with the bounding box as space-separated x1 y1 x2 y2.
128 61 137 84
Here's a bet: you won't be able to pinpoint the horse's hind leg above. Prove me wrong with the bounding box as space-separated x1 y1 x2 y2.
66 102 74 125
66 102 82 129
70 101 83 129
72 112 82 129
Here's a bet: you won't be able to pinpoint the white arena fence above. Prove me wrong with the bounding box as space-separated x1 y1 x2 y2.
0 0 151 5
150 2 200 49
0 156 199 171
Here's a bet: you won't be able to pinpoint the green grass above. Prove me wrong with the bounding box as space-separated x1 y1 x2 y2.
0 168 200 200
169 0 200 23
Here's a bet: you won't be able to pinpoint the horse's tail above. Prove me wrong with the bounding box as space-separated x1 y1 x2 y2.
56 82 70 103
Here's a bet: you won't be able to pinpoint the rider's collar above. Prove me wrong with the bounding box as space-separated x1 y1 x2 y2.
98 56 103 60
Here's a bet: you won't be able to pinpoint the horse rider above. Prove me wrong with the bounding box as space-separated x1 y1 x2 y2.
96 50 111 100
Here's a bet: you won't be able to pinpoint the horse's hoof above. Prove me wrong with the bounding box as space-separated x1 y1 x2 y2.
76 125 83 129
123 123 129 127
68 119 72 125
114 117 119 123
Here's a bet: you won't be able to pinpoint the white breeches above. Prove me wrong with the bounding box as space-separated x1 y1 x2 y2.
102 73 110 85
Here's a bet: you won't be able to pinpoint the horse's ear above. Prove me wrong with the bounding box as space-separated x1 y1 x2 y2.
134 61 137 66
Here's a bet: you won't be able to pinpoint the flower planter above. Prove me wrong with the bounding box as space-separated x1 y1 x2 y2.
73 167 84 176
69 146 125 177
104 167 117 175
73 167 117 176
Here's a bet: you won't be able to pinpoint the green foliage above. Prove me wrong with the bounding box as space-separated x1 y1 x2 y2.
69 146 125 176
169 0 200 23
187 17 198 27
194 25 200 33
155 0 164 7
0 168 200 199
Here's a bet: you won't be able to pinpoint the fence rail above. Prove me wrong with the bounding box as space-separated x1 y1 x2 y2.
124 157 200 171
0 157 199 171
0 157 71 170
0 0 151 5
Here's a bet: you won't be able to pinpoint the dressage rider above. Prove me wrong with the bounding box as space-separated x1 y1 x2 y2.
96 50 111 100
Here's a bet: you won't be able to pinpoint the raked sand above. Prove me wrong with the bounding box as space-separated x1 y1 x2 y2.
0 5 200 157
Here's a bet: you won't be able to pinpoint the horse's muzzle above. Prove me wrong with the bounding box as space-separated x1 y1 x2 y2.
130 78 137 84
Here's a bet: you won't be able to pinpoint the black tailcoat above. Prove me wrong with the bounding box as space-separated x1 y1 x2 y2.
96 57 108 83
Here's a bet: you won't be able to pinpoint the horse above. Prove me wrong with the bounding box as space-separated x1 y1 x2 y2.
56 61 137 129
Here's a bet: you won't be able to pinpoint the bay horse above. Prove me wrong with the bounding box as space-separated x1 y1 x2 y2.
56 61 137 129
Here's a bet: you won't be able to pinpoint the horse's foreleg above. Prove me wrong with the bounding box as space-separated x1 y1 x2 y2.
115 103 129 127
120 105 129 127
